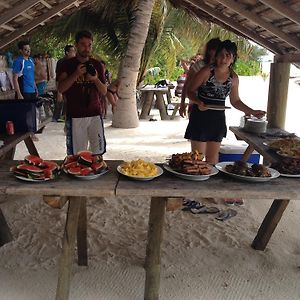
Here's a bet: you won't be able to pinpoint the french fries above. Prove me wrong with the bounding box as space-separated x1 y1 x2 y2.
121 159 158 177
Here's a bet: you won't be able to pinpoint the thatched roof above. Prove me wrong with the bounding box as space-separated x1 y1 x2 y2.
170 0 300 61
0 0 95 50
0 0 299 62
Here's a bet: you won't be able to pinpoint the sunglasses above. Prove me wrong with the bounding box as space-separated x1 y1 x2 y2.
22 48 30 52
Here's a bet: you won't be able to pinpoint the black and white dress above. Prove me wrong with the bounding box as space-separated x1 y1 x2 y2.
184 65 233 142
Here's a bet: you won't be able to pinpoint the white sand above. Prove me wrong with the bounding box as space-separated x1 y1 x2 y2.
1 76 300 300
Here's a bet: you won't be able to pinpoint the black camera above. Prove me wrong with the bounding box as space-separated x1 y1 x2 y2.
85 61 96 76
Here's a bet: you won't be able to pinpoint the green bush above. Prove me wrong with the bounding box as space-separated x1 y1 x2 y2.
234 59 261 76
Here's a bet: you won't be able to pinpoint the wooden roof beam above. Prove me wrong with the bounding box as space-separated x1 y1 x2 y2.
0 24 15 32
259 0 300 26
21 13 34 20
0 0 40 27
40 0 52 9
185 0 283 54
214 0 300 51
0 0 79 50
275 53 300 63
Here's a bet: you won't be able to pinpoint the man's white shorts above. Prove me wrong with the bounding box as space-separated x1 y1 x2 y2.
66 115 106 155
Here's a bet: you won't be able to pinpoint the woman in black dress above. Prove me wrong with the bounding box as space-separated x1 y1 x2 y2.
186 40 265 164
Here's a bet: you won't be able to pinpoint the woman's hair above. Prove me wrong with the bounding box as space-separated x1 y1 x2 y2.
215 40 238 67
203 38 222 64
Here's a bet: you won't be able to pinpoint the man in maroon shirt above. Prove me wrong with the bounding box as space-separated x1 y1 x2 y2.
57 30 107 155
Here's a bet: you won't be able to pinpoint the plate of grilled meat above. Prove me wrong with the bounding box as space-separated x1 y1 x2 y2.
164 150 218 181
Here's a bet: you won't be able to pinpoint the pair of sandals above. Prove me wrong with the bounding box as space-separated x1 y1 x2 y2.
182 199 237 221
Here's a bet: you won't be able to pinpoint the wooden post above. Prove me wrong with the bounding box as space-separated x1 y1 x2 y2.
0 208 13 246
252 199 289 251
241 145 254 162
24 136 39 157
140 91 154 119
267 62 290 129
144 197 166 300
77 197 88 266
155 93 169 120
56 197 82 300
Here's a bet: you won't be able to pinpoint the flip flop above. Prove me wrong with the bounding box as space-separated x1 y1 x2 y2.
234 199 244 206
190 206 220 214
215 209 237 221
182 200 204 211
224 198 235 206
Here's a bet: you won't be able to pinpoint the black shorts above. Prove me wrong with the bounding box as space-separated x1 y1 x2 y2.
184 104 227 142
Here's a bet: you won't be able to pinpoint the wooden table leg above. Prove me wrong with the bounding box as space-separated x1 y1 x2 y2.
252 199 289 251
144 197 166 300
77 197 88 266
0 208 13 247
56 197 82 300
241 144 254 162
155 93 169 120
140 91 154 119
24 136 39 157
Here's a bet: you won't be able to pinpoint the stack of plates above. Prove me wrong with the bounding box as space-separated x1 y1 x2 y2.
244 118 268 134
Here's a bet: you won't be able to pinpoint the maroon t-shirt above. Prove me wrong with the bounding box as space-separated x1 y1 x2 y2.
58 57 105 118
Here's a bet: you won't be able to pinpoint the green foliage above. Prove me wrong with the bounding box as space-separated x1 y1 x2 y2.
234 59 261 76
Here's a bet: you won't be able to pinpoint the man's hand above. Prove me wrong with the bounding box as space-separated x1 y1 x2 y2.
86 70 98 83
76 63 86 77
17 92 24 100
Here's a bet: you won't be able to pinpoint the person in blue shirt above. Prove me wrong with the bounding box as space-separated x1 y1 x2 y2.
12 41 36 100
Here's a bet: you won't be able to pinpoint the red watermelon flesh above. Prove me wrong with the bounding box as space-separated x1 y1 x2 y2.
91 161 104 172
78 151 93 166
24 155 43 166
17 164 43 173
63 155 79 165
80 167 93 176
67 166 82 175
40 161 59 171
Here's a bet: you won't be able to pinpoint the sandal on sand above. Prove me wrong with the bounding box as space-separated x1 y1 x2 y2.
215 209 237 221
224 198 244 206
190 206 220 214
182 200 204 211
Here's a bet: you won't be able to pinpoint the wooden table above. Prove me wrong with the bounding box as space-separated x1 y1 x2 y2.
1 156 300 300
229 126 297 251
139 85 173 120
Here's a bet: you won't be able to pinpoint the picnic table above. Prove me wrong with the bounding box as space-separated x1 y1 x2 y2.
0 151 299 299
139 85 177 120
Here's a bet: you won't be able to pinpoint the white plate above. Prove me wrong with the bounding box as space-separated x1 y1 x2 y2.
15 175 51 182
205 105 231 111
215 161 280 182
276 150 300 160
63 167 109 180
280 173 300 178
117 165 163 181
163 163 219 181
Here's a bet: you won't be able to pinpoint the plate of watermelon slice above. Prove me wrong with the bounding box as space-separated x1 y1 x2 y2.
11 155 60 182
62 151 109 180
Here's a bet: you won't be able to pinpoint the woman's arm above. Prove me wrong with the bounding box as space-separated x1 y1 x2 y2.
229 74 265 118
186 66 210 110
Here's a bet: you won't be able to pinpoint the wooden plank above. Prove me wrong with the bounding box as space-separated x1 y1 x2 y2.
274 54 300 63
252 199 289 250
144 197 166 300
55 196 82 300
241 145 255 162
0 208 13 247
77 197 87 266
2 160 120 198
155 93 169 120
24 136 39 157
0 132 32 157
140 91 154 119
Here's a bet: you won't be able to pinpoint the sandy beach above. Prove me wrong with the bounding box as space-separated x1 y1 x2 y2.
0 76 300 300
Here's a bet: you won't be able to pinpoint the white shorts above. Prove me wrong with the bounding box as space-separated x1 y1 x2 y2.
66 115 106 155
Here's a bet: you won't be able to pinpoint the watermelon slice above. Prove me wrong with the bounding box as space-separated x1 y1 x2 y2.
63 155 79 165
80 167 93 176
17 164 43 173
67 166 82 175
91 161 104 172
24 155 43 166
78 151 93 166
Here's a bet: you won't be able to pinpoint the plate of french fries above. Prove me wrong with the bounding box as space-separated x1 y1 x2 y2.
117 159 163 181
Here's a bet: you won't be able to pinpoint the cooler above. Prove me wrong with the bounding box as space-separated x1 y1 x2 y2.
0 99 43 133
219 141 260 163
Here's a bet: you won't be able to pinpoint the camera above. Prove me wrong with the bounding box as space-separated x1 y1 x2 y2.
85 61 96 76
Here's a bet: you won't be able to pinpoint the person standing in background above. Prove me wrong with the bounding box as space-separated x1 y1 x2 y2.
12 41 36 100
53 45 76 122
57 30 107 155
34 54 47 96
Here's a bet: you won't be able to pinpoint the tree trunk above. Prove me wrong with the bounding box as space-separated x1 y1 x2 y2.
112 0 156 128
